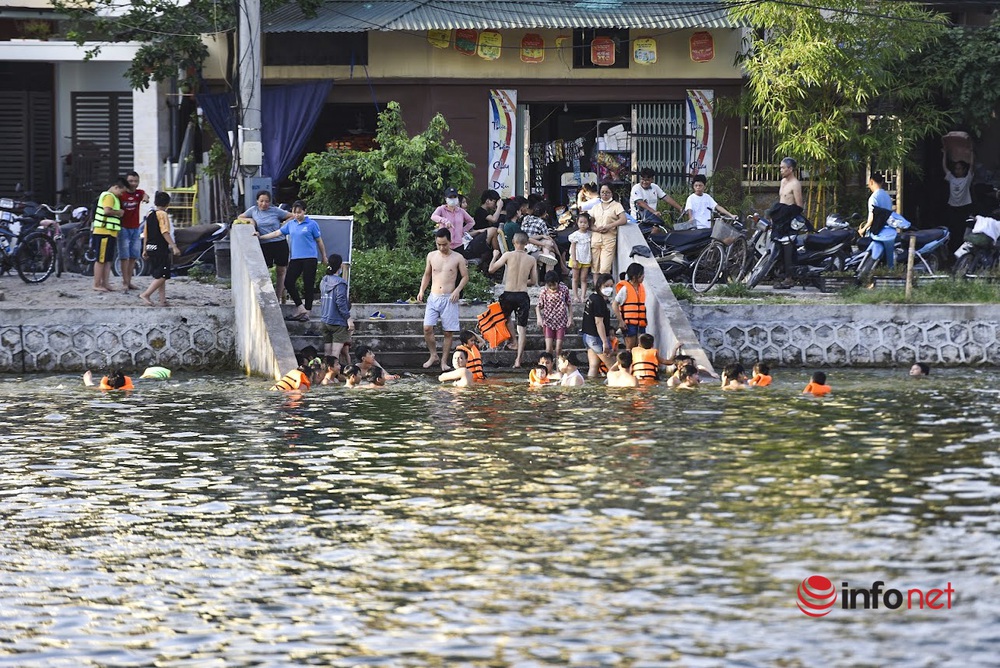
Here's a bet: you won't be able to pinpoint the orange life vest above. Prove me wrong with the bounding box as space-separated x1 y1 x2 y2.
528 368 549 386
620 281 647 327
750 373 772 387
273 369 310 391
477 302 511 349
99 376 134 390
457 343 485 380
803 382 831 397
631 347 660 380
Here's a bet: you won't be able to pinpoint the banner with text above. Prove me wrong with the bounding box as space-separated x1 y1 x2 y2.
686 89 714 177
488 89 517 198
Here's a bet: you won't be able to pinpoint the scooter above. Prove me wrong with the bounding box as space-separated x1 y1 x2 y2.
743 212 854 288
645 227 715 282
894 227 950 274
953 214 1000 278
848 212 916 282
170 222 229 276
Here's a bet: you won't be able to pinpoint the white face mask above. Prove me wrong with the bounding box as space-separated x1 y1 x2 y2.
601 287 614 297
446 198 459 207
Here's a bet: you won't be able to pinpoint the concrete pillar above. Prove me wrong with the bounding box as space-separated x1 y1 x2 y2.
616 224 714 375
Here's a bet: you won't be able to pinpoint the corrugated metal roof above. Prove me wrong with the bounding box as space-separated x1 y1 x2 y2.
263 1 736 34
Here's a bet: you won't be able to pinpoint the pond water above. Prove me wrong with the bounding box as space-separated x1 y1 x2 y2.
0 370 997 667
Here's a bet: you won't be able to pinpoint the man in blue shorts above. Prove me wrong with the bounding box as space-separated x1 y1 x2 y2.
418 228 469 371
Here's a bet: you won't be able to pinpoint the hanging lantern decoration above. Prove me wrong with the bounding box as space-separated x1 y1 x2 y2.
633 37 657 65
521 33 544 63
427 29 451 49
455 29 478 56
477 30 502 60
591 36 616 66
690 31 715 63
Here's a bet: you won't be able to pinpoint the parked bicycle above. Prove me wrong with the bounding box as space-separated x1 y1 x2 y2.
690 214 748 293
0 212 57 283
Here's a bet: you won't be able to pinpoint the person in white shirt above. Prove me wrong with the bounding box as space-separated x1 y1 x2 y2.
683 174 736 230
630 168 683 233
943 145 974 254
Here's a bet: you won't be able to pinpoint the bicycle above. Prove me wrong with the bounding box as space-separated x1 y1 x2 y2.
0 212 57 283
690 214 748 293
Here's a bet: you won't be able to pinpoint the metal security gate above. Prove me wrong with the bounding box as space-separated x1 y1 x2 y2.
633 102 687 190
70 92 134 206
0 91 54 201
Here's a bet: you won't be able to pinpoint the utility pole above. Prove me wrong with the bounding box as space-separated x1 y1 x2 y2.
238 0 264 206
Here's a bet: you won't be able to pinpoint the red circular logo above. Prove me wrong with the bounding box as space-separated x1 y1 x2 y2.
797 575 837 617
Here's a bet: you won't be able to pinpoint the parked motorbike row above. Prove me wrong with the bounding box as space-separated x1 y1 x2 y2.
0 186 229 283
640 209 958 290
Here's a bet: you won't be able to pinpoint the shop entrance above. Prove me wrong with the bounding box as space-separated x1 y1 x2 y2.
526 101 688 209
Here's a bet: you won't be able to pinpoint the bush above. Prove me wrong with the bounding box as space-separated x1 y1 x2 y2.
292 102 473 250
348 247 493 303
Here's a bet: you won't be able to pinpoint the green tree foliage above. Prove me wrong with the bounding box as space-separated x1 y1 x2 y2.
293 102 474 250
51 0 321 91
730 1 951 218
915 13 1000 136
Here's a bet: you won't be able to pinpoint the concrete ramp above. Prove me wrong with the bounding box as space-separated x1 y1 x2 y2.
230 224 298 379
616 224 714 375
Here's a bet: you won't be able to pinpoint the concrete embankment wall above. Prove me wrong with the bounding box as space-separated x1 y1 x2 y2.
0 306 234 373
3 297 1000 373
230 224 297 379
689 304 1000 367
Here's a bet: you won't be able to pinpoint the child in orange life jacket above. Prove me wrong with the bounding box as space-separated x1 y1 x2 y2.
749 361 772 387
455 330 486 381
439 350 474 387
630 333 679 382
83 369 135 390
272 360 322 391
611 262 647 351
721 363 749 390
528 364 550 387
803 371 832 396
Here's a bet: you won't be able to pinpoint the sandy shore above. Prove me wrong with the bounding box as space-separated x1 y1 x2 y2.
0 271 232 310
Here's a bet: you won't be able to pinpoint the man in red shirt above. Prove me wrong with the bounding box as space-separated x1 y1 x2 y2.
119 170 149 290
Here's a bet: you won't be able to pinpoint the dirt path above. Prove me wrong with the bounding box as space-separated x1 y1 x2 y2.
0 271 232 310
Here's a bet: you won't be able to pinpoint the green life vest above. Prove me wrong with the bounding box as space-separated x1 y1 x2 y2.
93 190 122 233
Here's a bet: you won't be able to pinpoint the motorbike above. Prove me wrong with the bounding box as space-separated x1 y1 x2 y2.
169 222 230 276
645 226 715 282
953 214 1000 278
743 212 855 288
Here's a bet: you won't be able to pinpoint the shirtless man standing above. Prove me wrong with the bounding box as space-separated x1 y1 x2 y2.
772 157 806 289
488 231 538 368
779 157 804 209
418 228 470 370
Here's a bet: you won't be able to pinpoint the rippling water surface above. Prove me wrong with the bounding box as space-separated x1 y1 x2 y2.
0 370 997 666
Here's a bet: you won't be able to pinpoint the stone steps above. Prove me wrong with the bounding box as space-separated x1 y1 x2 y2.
282 302 597 370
